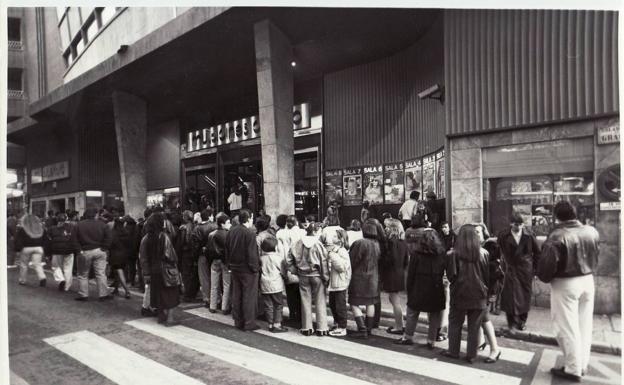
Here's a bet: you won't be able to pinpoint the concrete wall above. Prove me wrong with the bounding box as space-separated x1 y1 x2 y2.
147 120 180 191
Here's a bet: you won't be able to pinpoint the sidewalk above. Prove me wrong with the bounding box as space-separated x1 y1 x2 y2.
378 292 622 356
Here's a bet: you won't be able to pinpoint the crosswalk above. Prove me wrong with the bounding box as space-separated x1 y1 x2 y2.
13 308 619 385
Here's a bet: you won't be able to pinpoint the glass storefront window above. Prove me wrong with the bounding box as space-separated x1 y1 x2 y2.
295 152 319 222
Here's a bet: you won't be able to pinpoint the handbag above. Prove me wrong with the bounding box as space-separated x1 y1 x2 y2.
161 233 181 287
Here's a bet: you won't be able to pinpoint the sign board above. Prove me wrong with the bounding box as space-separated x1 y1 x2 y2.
42 161 70 182
597 123 620 145
31 168 42 184
600 201 621 211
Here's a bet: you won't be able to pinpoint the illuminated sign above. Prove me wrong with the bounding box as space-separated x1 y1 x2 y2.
597 123 619 145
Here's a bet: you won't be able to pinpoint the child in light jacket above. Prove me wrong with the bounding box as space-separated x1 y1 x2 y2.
327 230 352 337
260 237 288 333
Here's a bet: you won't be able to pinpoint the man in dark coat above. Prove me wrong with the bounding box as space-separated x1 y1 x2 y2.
225 209 260 331
191 207 218 307
497 212 540 330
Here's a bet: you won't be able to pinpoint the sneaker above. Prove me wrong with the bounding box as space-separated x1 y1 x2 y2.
299 329 314 336
394 337 414 345
58 281 66 291
329 328 347 337
315 330 329 337
550 367 582 382
208 308 217 314
39 279 47 287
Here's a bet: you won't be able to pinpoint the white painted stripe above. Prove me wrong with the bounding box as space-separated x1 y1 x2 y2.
44 330 204 385
187 308 522 385
126 318 375 385
10 371 30 385
530 349 558 385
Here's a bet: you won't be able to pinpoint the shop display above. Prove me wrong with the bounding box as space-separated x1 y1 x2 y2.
342 168 362 206
435 149 445 198
363 165 384 205
324 170 343 206
404 159 422 199
383 163 404 204
422 154 436 196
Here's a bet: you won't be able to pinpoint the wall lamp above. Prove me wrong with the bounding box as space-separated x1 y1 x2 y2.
418 84 444 104
117 44 129 54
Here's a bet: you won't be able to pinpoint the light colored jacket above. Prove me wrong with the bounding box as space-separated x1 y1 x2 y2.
260 251 286 294
328 246 351 292
287 236 329 281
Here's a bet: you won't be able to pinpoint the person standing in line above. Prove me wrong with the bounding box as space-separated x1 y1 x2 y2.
192 207 218 308
208 212 232 314
436 221 455 341
321 206 344 246
259 237 288 333
424 191 441 230
327 231 351 337
360 201 371 224
136 208 153 294
398 191 421 230
109 217 132 299
396 213 447 347
347 220 381 339
14 214 48 287
368 218 387 329
74 208 113 301
277 215 302 326
140 212 181 326
440 221 456 252
255 217 275 256
382 219 409 335
441 224 490 363
287 222 330 336
47 212 81 292
497 213 541 330
225 209 261 331
346 219 363 249
538 201 600 382
177 210 200 302
227 183 243 216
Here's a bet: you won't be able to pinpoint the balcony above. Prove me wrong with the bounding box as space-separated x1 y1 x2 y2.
8 40 22 50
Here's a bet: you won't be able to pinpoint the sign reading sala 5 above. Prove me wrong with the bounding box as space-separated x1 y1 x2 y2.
187 103 311 152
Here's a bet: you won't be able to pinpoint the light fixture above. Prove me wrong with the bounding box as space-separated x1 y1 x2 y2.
86 190 102 197
164 187 180 194
290 61 296 67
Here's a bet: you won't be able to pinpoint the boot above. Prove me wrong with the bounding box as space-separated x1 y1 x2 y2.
365 316 375 334
349 316 368 339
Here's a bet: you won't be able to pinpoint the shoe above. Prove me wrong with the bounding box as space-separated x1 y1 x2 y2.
436 334 448 342
39 279 47 287
222 309 231 315
18 281 26 285
484 351 501 363
208 309 217 314
386 326 404 335
299 329 314 336
329 328 347 337
125 292 131 299
244 325 261 332
550 367 582 382
516 323 527 331
478 342 487 351
270 326 288 333
422 342 434 350
141 307 155 317
464 356 476 364
74 296 88 302
394 338 414 346
99 294 114 301
58 281 66 291
440 351 459 359
315 330 329 337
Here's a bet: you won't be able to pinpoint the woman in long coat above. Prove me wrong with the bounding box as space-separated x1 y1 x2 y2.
140 212 181 326
109 217 132 298
381 219 409 335
497 213 540 330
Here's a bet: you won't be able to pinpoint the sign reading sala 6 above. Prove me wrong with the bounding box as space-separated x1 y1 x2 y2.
186 103 311 152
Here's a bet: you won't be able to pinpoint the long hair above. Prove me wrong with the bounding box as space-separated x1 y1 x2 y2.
385 218 405 240
325 206 340 226
145 213 165 261
20 214 44 239
454 224 481 262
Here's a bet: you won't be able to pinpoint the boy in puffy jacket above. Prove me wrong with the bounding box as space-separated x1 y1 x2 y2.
260 237 288 333
327 230 351 337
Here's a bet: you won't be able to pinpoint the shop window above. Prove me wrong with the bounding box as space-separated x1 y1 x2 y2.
295 152 319 222
8 68 22 91
8 18 21 43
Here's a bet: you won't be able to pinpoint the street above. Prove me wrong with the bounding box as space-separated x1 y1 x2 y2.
7 268 620 385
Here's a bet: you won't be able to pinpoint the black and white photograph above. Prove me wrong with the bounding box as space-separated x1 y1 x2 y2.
2 2 622 385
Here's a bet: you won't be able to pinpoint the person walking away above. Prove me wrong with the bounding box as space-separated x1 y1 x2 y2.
47 212 80 291
382 219 409 335
437 221 455 341
497 213 541 330
259 237 288 332
396 214 446 347
277 215 303 325
15 214 48 287
225 209 261 331
441 224 490 363
208 212 232 314
398 191 421 230
177 210 200 302
346 219 363 249
192 207 218 307
139 213 181 326
287 222 330 336
347 221 381 338
537 201 600 382
75 208 112 301
109 217 132 299
327 231 351 337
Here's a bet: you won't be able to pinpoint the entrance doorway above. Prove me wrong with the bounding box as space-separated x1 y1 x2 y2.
223 161 263 216
49 198 66 214
185 167 217 212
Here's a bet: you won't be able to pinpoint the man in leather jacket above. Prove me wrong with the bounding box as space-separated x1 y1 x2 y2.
539 201 600 382
191 207 217 307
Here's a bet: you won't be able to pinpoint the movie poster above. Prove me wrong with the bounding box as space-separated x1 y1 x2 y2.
363 165 384 205
384 163 405 204
324 170 343 206
435 149 445 199
404 159 422 200
342 168 362 206
422 154 436 197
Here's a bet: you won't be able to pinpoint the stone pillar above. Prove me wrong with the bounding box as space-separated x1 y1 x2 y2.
449 147 483 231
112 91 147 220
254 20 295 221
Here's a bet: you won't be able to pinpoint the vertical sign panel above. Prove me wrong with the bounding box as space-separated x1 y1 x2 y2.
422 154 436 196
404 159 422 200
363 165 384 205
342 168 362 206
384 162 404 204
324 170 343 207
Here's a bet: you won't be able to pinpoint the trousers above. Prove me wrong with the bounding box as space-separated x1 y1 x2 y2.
299 275 328 331
210 259 231 311
329 290 348 328
52 253 74 290
262 292 284 324
18 247 46 283
448 307 487 359
231 271 259 330
405 306 442 342
198 255 211 303
77 248 109 298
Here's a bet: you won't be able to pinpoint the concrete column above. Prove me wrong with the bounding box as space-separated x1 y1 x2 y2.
254 20 295 221
112 91 147 220
449 147 483 231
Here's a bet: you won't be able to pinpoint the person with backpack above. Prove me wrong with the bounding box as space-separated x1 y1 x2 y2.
47 212 81 292
327 231 351 337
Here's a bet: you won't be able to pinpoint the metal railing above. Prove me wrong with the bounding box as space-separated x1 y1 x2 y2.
8 40 22 50
8 90 24 99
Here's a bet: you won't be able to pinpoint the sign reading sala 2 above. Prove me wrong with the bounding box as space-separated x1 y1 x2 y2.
187 103 311 152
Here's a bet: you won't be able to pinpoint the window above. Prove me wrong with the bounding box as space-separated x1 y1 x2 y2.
8 18 20 42
98 7 117 26
85 16 98 43
59 16 71 49
8 68 22 91
75 36 85 55
56 7 67 22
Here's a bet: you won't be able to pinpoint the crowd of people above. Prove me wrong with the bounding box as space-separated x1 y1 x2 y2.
8 197 600 379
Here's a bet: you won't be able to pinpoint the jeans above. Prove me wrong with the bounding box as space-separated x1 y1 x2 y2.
180 250 199 300
329 290 348 328
231 271 259 330
262 293 284 324
551 275 595 376
404 306 441 342
210 259 231 311
52 253 74 290
299 275 328 331
143 284 152 309
448 307 487 359
77 248 109 298
440 277 450 334
18 247 46 283
198 255 211 303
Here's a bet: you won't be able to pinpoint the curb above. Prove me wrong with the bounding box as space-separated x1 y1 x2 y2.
380 309 621 356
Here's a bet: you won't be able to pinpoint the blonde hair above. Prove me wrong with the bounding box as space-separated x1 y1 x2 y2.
385 218 405 240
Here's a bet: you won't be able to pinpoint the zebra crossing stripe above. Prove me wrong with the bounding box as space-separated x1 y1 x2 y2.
126 318 376 385
44 330 204 385
187 308 522 385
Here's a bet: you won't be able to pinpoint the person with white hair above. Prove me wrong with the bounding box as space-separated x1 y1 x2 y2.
14 214 48 287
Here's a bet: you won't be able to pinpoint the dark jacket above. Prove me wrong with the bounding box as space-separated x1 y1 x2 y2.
348 238 381 302
447 248 490 310
497 229 540 315
225 225 259 273
175 223 195 262
47 223 81 255
191 221 218 259
209 228 228 262
380 238 409 293
14 227 46 251
109 227 133 267
405 227 447 312
76 219 112 251
539 220 600 281
441 231 456 252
